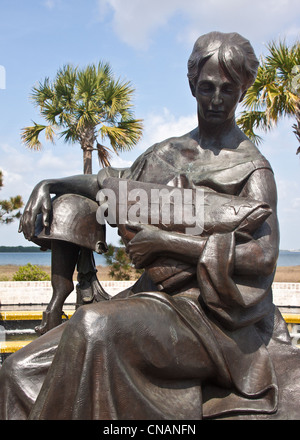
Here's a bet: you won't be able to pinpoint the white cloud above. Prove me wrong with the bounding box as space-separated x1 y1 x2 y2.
36 150 65 169
98 0 184 50
1 169 23 186
35 149 82 175
139 108 197 151
44 0 56 10
0 141 83 203
292 198 300 209
98 0 300 50
110 156 133 168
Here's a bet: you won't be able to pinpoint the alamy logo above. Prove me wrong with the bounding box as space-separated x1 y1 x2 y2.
0 65 6 89
96 181 204 236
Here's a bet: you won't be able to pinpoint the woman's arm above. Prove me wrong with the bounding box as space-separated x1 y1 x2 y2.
19 174 99 240
126 168 279 276
126 223 206 268
234 168 280 277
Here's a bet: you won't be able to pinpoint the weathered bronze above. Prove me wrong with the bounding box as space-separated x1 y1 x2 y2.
1 31 300 420
31 194 109 334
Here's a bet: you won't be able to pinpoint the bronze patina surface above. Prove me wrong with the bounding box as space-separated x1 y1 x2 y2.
1 31 300 420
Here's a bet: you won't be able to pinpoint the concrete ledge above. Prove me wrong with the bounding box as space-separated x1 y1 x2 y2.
272 283 300 309
0 281 300 308
273 282 300 290
0 280 135 305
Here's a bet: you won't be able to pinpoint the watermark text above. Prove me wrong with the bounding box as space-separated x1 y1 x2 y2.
0 65 6 89
96 181 204 235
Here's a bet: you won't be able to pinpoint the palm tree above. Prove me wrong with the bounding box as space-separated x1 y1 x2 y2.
0 170 23 224
21 63 143 174
237 40 300 154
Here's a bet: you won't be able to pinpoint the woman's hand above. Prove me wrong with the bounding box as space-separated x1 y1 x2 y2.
126 222 163 268
19 181 52 240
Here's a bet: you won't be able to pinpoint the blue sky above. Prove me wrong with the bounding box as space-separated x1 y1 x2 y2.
0 0 300 249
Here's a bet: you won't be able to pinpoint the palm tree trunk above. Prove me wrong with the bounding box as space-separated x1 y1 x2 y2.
80 126 96 174
82 147 93 174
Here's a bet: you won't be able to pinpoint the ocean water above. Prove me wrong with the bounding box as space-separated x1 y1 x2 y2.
0 252 107 266
0 250 299 267
277 251 300 267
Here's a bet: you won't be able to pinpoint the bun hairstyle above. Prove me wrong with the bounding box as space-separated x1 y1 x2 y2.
187 31 259 95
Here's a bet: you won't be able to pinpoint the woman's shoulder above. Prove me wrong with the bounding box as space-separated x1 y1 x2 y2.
237 138 273 172
151 128 199 156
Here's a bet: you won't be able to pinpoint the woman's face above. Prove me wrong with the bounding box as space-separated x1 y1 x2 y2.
195 53 245 125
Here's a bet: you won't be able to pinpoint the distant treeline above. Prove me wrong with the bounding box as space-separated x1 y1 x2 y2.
0 246 50 253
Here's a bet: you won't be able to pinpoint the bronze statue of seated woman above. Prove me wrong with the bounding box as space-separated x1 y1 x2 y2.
1 31 300 420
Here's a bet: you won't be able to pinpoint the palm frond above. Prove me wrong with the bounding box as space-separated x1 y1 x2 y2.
239 39 300 149
265 40 299 79
241 65 276 111
21 122 47 150
236 111 268 145
101 79 135 121
100 119 143 152
44 124 57 143
76 66 99 102
22 61 143 169
30 78 54 109
59 125 79 144
96 142 113 168
54 64 77 113
40 100 63 125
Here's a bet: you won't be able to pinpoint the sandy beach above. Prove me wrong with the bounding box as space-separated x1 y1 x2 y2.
273 266 300 282
0 264 136 282
0 264 299 283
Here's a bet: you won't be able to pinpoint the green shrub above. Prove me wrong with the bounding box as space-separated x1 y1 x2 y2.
13 263 50 281
104 241 144 281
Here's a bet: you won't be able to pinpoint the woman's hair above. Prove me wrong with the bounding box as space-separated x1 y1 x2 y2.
187 31 259 94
